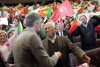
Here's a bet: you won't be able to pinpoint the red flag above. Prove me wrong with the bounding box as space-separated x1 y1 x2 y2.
50 11 60 23
58 0 74 17
78 7 83 14
59 18 63 23
68 20 77 34
25 7 29 15
51 0 74 23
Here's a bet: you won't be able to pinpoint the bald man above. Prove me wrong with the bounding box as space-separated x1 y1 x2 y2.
56 23 67 36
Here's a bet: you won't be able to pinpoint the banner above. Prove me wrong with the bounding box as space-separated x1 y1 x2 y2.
0 17 8 25
59 0 74 17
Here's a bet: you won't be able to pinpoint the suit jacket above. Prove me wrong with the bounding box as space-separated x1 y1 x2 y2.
56 30 67 36
76 16 100 50
12 28 59 67
42 36 85 67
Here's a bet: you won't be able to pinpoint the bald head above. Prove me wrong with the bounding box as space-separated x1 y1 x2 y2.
56 23 64 32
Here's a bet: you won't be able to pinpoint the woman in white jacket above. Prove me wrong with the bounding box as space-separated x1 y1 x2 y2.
0 27 18 62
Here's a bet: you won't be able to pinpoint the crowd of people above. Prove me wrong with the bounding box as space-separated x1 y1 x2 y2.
0 0 100 67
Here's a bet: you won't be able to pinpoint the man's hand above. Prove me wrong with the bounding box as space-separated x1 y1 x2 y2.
82 55 91 64
54 51 62 59
9 64 15 67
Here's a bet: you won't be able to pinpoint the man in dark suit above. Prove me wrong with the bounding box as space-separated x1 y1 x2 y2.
56 23 67 36
76 15 100 50
12 13 61 67
42 22 90 67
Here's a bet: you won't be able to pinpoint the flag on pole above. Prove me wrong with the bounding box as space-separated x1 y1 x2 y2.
38 10 47 17
78 7 83 14
58 0 74 17
29 7 34 13
83 4 89 9
51 0 74 23
16 4 22 9
0 17 8 25
46 7 53 18
74 13 78 20
18 22 24 34
59 18 63 23
68 20 77 34
50 11 60 23
68 13 78 34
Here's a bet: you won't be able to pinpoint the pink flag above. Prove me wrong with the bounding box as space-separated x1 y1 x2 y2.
51 0 74 23
58 0 74 17
59 18 63 23
50 11 60 23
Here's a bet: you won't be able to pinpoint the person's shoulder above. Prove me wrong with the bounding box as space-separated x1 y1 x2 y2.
56 31 59 34
57 35 67 40
23 30 37 37
76 25 82 29
42 37 48 42
15 31 36 42
62 30 66 33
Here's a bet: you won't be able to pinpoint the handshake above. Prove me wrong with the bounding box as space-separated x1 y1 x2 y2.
54 51 62 59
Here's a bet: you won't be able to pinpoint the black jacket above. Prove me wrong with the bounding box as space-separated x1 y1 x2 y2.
76 16 100 50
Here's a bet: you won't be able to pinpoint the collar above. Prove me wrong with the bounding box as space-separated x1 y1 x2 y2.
58 32 63 36
25 27 36 34
82 23 88 28
47 34 56 43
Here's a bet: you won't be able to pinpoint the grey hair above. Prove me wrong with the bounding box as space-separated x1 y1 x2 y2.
25 12 41 27
45 22 55 28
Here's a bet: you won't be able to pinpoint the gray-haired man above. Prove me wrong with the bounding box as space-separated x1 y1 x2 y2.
12 13 61 67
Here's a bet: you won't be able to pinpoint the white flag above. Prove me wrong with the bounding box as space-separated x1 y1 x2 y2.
0 17 8 25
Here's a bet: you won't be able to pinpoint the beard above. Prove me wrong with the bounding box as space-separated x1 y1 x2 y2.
82 21 87 24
